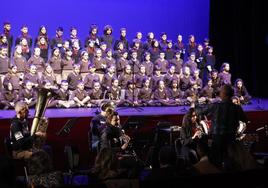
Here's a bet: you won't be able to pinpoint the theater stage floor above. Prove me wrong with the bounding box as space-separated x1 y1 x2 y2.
0 98 267 119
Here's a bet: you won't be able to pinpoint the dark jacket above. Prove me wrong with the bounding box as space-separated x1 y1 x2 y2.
196 100 247 135
100 124 122 150
10 117 34 151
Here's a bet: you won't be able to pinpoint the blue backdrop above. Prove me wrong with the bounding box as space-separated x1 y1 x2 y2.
1 0 209 46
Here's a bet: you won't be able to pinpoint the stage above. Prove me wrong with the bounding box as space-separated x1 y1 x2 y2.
0 98 267 119
1 98 268 171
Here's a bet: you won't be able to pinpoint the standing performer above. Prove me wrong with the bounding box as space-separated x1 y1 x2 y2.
15 25 33 49
50 27 64 49
3 21 13 57
101 25 114 49
174 35 186 60
113 28 129 51
194 85 247 167
218 62 231 86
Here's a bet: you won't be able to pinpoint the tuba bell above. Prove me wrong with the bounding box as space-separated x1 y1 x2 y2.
30 88 54 136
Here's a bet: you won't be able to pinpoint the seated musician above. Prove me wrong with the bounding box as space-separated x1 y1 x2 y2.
100 110 130 151
10 101 45 159
89 101 115 151
180 108 208 164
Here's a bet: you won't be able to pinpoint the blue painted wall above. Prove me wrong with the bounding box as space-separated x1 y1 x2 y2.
1 0 209 46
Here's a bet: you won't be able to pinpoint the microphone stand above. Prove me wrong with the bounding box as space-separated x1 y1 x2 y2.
117 56 144 112
255 98 264 110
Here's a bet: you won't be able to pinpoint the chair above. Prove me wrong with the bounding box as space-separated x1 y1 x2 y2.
154 121 181 146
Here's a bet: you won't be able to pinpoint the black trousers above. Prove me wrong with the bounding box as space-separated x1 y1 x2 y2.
211 134 236 168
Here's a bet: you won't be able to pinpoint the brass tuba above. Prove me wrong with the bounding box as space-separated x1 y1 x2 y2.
30 88 54 136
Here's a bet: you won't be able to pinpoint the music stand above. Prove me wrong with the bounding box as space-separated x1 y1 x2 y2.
56 117 79 137
122 116 147 150
122 116 146 130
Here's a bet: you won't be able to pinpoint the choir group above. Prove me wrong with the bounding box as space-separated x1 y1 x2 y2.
0 22 252 109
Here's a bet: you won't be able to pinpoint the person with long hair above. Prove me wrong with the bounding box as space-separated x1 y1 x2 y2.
20 38 31 60
47 47 62 84
218 62 231 86
0 82 18 109
101 25 114 49
3 65 21 92
233 78 252 104
180 108 207 164
34 26 49 61
168 79 184 106
102 64 117 91
103 48 116 69
0 46 10 85
174 34 186 60
85 24 100 48
186 34 196 56
42 64 58 89
148 39 161 63
118 64 133 90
